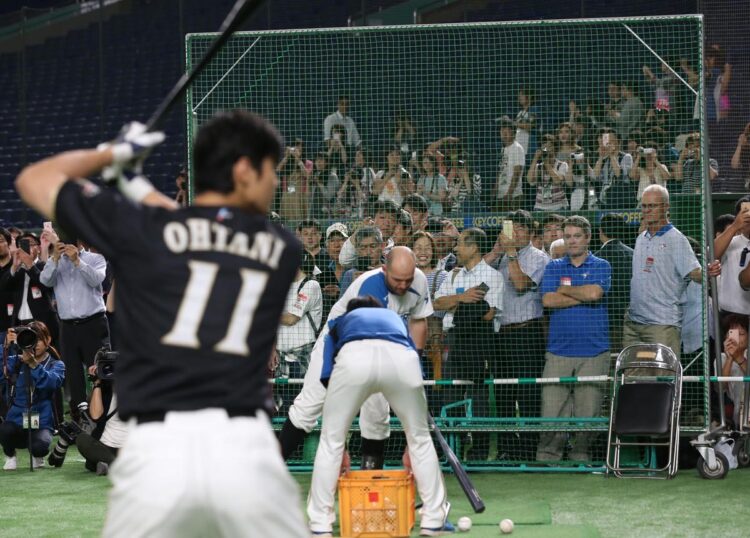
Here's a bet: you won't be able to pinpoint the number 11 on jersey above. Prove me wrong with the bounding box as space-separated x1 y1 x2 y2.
162 260 269 355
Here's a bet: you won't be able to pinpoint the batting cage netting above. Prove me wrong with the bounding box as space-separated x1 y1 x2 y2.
185 16 710 471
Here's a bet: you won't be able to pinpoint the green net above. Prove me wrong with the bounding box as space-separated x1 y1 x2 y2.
186 16 708 470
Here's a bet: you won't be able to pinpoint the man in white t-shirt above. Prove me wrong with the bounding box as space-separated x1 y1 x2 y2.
716 196 750 316
496 117 525 211
278 247 432 469
74 362 129 476
276 253 323 410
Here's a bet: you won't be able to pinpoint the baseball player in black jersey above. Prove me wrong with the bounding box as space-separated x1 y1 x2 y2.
15 111 308 537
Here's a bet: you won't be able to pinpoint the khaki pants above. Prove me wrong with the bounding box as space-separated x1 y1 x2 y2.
536 351 610 461
622 318 681 361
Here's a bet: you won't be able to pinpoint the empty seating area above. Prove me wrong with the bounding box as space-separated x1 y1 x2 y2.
0 0 368 227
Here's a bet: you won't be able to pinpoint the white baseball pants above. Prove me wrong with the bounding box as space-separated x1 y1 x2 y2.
288 334 391 440
307 340 449 534
102 408 308 538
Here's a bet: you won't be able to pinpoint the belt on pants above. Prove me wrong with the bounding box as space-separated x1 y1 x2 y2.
61 312 105 325
135 408 261 424
500 318 542 330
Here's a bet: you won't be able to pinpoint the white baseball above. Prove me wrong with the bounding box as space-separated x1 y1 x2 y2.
500 518 514 534
457 516 472 532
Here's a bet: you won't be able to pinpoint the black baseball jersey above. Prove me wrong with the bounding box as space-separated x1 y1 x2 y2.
55 180 301 419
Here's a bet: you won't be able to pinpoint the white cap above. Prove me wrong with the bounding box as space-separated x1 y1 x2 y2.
326 222 349 239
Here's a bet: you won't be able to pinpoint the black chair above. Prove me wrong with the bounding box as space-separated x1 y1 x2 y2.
606 344 682 478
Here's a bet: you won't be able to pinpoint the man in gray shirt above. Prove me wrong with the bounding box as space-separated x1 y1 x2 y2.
40 235 110 419
624 185 701 360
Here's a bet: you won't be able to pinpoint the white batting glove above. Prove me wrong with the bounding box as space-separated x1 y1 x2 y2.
98 121 165 183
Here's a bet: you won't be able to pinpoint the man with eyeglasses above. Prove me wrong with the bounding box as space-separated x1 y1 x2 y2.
624 185 702 359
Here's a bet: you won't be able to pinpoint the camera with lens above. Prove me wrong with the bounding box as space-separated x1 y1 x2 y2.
10 325 40 350
48 402 92 467
94 348 118 381
570 152 585 161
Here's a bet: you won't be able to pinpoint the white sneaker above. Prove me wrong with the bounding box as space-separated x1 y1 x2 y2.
3 456 17 471
32 457 44 469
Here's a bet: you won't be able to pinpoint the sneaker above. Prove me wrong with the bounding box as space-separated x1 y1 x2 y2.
420 521 455 536
3 456 17 471
96 462 110 476
32 457 44 469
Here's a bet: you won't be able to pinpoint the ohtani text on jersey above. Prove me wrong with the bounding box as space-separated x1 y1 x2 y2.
163 218 286 269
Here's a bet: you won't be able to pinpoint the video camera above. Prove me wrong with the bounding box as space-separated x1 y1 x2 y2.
94 348 119 381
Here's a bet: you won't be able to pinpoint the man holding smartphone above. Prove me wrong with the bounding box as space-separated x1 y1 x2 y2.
718 196 750 318
434 228 504 422
0 232 59 349
40 234 109 421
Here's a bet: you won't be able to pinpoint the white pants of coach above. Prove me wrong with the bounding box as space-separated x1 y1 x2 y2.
288 333 391 439
307 340 449 533
103 408 308 538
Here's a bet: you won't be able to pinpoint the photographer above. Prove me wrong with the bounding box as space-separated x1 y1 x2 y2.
590 128 634 209
0 321 64 470
675 133 718 194
274 253 322 411
39 234 109 420
75 354 127 476
1 232 58 346
629 137 671 202
528 134 571 211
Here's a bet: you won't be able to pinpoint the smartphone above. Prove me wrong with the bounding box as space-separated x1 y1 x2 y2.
18 238 31 254
602 133 610 146
742 202 750 214
502 219 514 239
43 221 53 232
476 282 490 293
727 328 739 345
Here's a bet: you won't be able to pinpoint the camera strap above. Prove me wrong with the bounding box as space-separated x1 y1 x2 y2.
297 278 321 336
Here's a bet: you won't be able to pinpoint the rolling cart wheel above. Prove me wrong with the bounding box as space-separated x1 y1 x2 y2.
697 452 729 479
737 439 750 468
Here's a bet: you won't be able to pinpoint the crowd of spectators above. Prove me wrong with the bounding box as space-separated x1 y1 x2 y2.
0 226 120 473
2 64 747 468
272 62 744 229
266 175 750 462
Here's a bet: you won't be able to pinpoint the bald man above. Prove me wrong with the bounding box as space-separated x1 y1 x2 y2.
279 246 433 469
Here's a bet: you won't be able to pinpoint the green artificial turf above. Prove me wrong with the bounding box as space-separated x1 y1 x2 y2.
2 447 749 537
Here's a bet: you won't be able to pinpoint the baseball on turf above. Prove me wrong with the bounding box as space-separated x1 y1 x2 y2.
499 518 514 534
457 516 472 532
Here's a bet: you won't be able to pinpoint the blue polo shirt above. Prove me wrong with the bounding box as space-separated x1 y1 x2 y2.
540 253 611 357
320 307 416 386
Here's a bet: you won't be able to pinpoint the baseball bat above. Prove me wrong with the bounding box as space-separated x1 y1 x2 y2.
428 413 485 513
145 0 264 132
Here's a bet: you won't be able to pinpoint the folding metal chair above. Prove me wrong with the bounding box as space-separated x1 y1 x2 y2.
606 344 682 478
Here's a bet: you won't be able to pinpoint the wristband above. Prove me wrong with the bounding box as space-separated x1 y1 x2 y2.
117 174 156 203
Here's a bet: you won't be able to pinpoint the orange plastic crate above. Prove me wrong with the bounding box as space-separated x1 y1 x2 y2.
338 469 415 538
